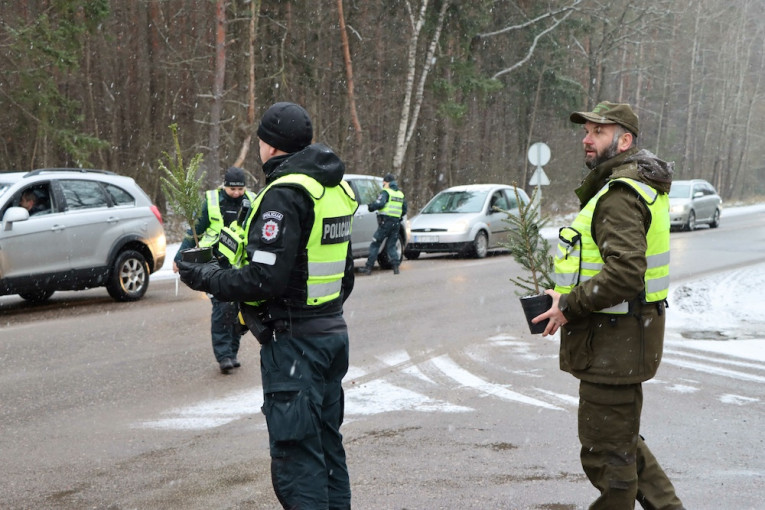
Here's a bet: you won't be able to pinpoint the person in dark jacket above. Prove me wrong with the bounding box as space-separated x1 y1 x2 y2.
359 173 407 275
173 166 255 374
533 102 685 510
177 102 356 510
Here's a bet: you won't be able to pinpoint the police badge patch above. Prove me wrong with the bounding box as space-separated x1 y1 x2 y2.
260 211 283 243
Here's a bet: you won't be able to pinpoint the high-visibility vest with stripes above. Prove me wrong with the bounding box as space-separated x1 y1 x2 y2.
198 189 256 250
233 174 358 307
379 188 404 218
198 190 224 248
553 177 670 313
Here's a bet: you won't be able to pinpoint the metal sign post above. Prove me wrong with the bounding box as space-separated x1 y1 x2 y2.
527 142 551 214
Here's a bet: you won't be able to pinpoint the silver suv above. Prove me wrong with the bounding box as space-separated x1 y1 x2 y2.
343 174 408 269
0 168 166 302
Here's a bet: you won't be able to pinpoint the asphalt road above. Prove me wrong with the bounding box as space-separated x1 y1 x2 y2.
1 209 763 509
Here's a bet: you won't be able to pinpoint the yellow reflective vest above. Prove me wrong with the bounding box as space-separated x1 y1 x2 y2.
225 174 357 307
198 189 256 251
553 178 670 313
379 188 404 218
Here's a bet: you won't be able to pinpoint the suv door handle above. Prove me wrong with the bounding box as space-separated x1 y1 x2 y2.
51 224 66 232
106 216 120 223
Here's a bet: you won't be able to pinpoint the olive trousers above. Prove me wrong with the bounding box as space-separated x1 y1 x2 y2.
260 315 351 510
578 381 684 510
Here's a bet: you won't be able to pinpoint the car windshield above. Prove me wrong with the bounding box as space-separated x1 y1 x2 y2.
0 182 12 198
669 183 691 198
422 190 488 214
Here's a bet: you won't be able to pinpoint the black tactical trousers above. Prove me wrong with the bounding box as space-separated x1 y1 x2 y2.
365 217 400 269
210 296 241 362
260 315 351 510
578 381 684 510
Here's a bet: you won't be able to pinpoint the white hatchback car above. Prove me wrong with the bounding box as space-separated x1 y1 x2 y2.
405 183 530 259
0 168 166 302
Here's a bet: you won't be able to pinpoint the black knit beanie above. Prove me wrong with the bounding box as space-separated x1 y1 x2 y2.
223 166 246 187
257 102 313 153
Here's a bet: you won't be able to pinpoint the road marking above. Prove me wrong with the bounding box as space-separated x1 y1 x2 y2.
661 357 765 383
720 394 760 406
428 355 563 411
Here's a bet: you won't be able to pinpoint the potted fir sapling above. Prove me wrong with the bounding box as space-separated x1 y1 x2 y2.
500 187 556 334
159 123 211 263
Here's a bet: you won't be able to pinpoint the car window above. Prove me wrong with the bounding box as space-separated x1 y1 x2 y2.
669 183 690 198
60 179 109 210
0 181 12 198
489 191 509 210
105 183 136 206
502 189 520 209
422 190 488 214
348 178 381 205
2 183 54 218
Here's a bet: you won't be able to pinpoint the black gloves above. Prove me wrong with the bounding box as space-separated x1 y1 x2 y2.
177 260 221 293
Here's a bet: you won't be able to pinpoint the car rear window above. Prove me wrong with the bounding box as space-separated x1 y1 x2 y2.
60 179 109 210
105 183 135 206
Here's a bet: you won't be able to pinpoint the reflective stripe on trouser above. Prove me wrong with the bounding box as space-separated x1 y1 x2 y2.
210 297 241 362
260 316 351 510
578 381 683 510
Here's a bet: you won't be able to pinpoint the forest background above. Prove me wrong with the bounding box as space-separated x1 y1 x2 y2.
2 0 764 229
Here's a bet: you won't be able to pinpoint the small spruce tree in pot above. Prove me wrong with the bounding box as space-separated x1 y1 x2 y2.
499 186 556 334
159 123 211 263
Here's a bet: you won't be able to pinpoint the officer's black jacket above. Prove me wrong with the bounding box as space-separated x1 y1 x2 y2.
205 143 355 320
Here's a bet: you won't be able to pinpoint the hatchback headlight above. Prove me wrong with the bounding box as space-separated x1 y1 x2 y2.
449 220 470 233
670 204 688 213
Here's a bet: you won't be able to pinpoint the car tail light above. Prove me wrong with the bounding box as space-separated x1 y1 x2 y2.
150 205 163 224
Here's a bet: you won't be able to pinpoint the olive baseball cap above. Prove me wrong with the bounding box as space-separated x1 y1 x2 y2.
570 101 639 136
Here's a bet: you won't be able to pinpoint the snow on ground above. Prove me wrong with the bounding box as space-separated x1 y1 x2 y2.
156 204 765 365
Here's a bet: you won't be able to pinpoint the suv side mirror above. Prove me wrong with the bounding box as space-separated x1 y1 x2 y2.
3 206 30 230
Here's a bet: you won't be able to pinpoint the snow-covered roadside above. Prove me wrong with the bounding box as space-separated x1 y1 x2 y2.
155 204 765 364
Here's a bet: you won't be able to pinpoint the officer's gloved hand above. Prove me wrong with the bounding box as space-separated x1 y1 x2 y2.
177 260 221 293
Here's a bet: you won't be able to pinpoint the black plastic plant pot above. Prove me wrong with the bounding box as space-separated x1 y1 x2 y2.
180 246 213 263
520 293 553 334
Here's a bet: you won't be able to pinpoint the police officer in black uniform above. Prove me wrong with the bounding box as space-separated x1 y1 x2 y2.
173 166 255 374
359 173 407 275
177 102 356 510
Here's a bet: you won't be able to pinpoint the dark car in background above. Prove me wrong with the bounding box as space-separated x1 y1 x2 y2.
669 179 722 231
0 168 166 302
343 173 408 269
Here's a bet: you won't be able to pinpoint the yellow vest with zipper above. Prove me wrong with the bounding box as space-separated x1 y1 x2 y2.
228 174 357 307
198 190 223 248
379 188 404 218
553 177 670 313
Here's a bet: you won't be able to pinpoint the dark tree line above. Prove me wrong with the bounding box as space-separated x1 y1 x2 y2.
2 0 763 220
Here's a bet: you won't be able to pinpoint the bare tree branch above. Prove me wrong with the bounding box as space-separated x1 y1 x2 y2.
477 0 581 38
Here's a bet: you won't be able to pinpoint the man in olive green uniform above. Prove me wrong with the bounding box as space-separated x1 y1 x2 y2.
534 102 685 510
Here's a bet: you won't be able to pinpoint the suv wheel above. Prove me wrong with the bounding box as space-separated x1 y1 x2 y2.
19 289 55 303
106 250 149 302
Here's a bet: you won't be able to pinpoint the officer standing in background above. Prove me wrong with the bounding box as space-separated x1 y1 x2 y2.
177 101 357 510
173 166 255 374
359 173 407 275
533 101 685 510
